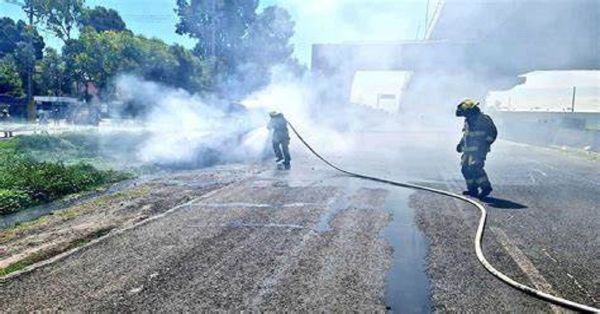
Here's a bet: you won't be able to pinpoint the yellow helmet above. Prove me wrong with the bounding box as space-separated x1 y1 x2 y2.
458 99 480 110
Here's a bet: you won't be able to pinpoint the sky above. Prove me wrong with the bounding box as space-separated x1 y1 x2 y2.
1 0 598 111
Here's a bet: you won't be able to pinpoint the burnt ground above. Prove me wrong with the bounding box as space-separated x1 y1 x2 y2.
0 130 598 312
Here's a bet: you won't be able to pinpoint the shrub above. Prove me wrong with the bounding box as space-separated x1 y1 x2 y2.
0 155 130 213
0 189 33 215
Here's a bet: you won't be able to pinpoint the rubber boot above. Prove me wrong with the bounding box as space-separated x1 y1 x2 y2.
479 186 493 199
462 190 478 197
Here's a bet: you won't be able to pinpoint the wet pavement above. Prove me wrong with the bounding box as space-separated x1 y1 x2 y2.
0 129 598 312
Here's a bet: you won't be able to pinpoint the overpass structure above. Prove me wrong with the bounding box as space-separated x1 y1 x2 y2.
311 0 600 111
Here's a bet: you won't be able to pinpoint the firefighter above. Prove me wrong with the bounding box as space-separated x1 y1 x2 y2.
456 99 497 198
267 111 291 170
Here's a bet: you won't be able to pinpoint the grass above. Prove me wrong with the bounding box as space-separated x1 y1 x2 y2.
0 226 114 277
0 133 134 215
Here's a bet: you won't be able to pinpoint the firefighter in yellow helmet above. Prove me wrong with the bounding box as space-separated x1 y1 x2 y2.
456 99 497 198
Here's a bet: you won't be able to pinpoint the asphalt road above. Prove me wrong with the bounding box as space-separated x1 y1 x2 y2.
0 128 598 312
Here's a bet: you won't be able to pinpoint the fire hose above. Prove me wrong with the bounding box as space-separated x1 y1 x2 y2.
287 121 599 313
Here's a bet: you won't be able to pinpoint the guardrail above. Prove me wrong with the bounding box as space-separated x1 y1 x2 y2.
490 111 600 152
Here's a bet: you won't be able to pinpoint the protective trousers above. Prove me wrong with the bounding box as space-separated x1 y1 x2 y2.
461 154 492 192
273 139 291 165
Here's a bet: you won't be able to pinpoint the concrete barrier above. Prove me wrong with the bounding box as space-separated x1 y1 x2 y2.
490 111 600 152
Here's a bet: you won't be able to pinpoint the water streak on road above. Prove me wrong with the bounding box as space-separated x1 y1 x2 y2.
382 187 431 314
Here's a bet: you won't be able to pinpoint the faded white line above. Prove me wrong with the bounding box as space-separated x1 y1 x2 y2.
491 227 563 314
227 222 308 230
193 202 272 208
192 202 325 209
532 168 548 177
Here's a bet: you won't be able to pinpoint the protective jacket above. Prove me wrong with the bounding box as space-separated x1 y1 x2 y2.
267 114 290 143
457 110 497 158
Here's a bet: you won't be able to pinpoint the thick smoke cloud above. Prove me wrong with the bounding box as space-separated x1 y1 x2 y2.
110 64 364 169
114 75 267 167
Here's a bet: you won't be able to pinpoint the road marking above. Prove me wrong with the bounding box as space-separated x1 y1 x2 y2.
491 227 563 314
532 169 548 177
249 226 317 307
191 202 325 208
543 249 598 304
227 222 308 230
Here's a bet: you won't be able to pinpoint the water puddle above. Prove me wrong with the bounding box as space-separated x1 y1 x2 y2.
382 187 431 313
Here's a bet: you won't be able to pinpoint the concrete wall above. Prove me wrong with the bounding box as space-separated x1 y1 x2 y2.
491 111 600 152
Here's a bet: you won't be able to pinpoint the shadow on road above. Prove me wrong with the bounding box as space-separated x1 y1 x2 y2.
480 197 528 209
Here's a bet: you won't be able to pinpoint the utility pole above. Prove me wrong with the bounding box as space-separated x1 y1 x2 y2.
26 0 35 122
571 86 577 113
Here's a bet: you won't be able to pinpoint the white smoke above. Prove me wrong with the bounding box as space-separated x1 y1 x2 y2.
114 75 267 166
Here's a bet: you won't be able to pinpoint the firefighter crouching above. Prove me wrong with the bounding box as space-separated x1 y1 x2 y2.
456 99 498 198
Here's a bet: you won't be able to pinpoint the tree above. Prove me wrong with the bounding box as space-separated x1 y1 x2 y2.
0 17 45 60
35 47 67 96
176 2 299 97
169 44 214 92
67 29 123 93
0 60 24 96
236 6 297 93
176 0 259 73
80 6 127 32
246 6 294 65
63 29 212 97
36 0 86 43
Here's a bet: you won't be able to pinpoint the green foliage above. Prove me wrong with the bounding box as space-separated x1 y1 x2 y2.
176 0 258 61
35 47 69 96
34 0 85 43
2 0 300 100
0 17 45 60
80 6 127 32
0 189 33 215
175 2 299 96
0 60 24 96
62 28 213 93
0 135 131 214
0 17 46 96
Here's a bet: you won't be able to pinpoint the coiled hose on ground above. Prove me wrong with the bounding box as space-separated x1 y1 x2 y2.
287 122 599 313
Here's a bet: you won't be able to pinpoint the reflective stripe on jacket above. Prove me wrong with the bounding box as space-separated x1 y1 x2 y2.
459 113 497 155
